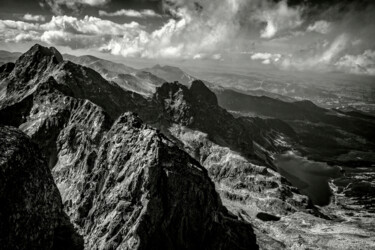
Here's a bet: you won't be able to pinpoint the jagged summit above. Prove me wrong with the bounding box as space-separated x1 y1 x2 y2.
0 44 147 120
21 44 63 63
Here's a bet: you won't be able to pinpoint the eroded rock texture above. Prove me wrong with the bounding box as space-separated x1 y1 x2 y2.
0 126 83 250
63 113 258 249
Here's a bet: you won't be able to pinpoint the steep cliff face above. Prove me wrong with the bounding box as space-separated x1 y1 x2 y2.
60 113 258 250
0 126 82 250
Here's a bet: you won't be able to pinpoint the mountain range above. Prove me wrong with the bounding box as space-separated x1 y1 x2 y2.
0 45 374 249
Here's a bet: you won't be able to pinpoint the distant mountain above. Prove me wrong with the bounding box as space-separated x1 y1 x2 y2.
64 54 136 74
142 64 196 86
0 50 22 65
216 88 375 166
64 54 166 96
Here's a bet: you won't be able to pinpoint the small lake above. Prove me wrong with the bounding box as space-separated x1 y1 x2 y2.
274 151 342 206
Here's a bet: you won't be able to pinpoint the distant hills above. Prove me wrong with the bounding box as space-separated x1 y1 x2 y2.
0 50 21 65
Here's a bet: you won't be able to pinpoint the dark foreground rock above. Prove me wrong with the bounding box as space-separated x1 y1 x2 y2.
0 126 83 250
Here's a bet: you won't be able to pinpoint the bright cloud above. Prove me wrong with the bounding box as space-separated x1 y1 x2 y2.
2 0 307 60
251 52 281 64
0 19 39 31
23 14 46 22
307 20 332 34
41 15 140 35
99 9 161 18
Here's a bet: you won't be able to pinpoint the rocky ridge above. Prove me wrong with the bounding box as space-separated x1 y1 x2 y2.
0 45 258 249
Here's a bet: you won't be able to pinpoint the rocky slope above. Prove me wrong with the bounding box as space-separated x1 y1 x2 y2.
0 126 83 250
0 45 258 249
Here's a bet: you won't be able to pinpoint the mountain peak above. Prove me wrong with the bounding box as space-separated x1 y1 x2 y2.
22 44 63 63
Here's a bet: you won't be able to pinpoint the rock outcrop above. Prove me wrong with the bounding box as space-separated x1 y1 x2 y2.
147 80 294 165
0 126 83 250
60 113 258 249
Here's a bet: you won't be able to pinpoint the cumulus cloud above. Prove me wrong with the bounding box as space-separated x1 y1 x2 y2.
40 15 140 35
307 20 332 34
0 19 39 31
335 50 375 76
251 52 281 64
100 1 241 59
5 31 41 43
23 14 46 22
0 15 140 49
2 0 307 60
100 0 306 58
99 9 161 18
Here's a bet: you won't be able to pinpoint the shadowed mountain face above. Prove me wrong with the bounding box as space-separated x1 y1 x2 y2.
0 126 83 250
0 45 258 250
